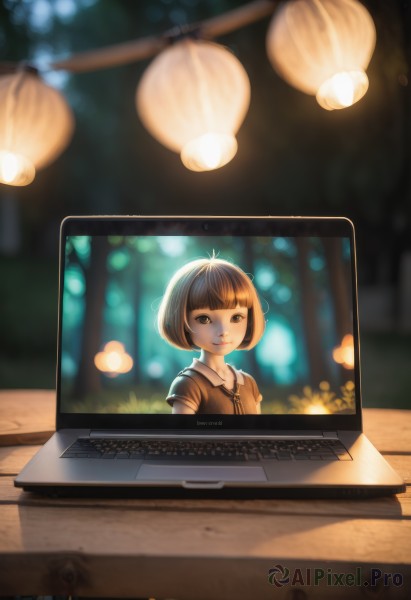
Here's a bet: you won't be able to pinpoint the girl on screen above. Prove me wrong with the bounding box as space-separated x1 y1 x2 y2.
157 256 265 415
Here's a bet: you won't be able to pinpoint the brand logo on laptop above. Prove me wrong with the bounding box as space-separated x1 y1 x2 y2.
196 420 223 427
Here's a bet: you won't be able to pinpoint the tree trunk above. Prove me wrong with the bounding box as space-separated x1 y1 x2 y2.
72 237 110 400
296 237 327 385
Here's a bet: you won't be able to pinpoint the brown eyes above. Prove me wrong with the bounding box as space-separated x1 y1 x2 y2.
195 314 246 324
231 314 246 323
195 315 211 324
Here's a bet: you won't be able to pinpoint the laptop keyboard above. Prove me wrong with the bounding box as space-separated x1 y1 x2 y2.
61 438 352 461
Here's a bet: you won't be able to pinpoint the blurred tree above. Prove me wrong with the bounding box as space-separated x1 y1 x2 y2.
73 235 109 398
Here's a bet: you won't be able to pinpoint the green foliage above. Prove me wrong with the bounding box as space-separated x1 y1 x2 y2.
288 380 355 415
65 387 170 414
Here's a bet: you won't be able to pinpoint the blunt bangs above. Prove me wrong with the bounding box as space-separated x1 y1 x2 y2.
187 264 252 311
158 257 265 351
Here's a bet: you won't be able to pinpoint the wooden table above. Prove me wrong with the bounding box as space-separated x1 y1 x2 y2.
0 390 410 599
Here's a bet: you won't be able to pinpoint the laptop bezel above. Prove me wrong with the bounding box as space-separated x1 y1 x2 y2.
56 216 362 432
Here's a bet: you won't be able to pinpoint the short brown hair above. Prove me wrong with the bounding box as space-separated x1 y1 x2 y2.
157 257 265 350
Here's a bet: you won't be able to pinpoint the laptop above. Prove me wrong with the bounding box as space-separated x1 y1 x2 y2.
15 215 405 498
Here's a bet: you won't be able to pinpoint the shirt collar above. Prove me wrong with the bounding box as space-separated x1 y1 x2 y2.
189 358 245 387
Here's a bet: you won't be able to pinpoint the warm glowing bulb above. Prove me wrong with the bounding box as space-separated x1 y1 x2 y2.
0 72 74 186
316 70 369 110
137 39 250 172
181 133 237 172
266 0 376 111
0 150 35 186
331 73 355 106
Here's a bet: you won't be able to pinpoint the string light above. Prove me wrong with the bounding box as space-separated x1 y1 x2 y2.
137 39 250 172
0 0 376 183
266 0 376 110
0 69 74 186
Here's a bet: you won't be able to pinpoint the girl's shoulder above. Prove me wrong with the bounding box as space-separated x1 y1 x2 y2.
236 369 262 405
229 365 254 383
236 368 259 392
169 367 211 395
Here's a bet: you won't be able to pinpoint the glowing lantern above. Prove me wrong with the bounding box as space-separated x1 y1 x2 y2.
94 341 134 377
333 334 355 369
266 0 376 110
136 39 250 171
0 69 74 186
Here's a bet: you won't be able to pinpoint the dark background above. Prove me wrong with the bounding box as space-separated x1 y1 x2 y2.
1 0 410 407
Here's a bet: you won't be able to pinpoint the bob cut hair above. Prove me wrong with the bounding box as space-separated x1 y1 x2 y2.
157 257 265 351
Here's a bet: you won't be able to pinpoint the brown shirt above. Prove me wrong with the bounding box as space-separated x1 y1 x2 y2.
166 359 262 415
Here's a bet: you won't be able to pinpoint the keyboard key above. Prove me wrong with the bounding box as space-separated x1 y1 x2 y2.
61 437 352 462
247 453 259 461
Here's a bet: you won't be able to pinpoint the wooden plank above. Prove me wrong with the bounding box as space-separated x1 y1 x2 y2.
0 396 409 599
0 389 55 446
0 554 409 599
1 503 410 563
0 505 410 598
383 454 411 484
0 445 40 475
363 409 411 454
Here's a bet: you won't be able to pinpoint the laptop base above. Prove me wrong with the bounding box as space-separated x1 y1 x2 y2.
20 483 405 499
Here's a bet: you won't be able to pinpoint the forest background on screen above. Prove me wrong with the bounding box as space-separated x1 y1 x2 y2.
60 234 355 415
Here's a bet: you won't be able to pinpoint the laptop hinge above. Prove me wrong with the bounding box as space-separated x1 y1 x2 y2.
323 431 338 439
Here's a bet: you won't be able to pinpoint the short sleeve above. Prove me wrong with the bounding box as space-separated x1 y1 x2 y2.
242 371 262 405
166 374 202 412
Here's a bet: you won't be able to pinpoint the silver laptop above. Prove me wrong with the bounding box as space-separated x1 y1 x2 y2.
15 216 405 498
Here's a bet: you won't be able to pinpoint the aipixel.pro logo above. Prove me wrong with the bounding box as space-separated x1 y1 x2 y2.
268 564 290 587
268 565 404 588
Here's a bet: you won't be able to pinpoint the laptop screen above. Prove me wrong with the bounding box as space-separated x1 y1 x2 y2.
58 217 359 427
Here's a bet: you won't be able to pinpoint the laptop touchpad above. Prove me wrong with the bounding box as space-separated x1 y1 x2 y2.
137 464 267 482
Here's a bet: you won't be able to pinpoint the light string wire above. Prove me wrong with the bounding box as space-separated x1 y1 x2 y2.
0 0 277 75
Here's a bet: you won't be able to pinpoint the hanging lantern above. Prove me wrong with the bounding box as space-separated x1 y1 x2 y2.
266 0 376 110
0 69 74 186
136 38 250 171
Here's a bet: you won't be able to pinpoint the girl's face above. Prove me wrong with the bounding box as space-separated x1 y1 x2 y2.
187 305 248 356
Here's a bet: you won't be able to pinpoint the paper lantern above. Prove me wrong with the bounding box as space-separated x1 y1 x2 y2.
136 39 250 171
266 0 376 110
0 70 74 186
